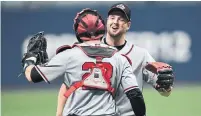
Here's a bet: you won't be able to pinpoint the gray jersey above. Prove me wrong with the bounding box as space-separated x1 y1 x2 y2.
115 42 156 116
35 43 139 116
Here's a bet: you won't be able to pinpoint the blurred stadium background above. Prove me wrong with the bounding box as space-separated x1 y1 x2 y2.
1 1 201 116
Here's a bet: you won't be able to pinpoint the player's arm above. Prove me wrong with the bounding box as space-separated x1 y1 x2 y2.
21 31 49 82
125 88 146 116
21 31 68 83
22 52 67 83
121 55 146 116
25 65 35 82
23 55 45 83
142 50 174 97
56 83 68 116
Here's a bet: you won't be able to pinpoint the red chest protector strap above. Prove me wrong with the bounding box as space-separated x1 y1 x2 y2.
64 84 114 98
64 79 115 98
64 81 84 98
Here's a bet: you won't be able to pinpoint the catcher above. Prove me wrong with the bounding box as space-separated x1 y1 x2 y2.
21 8 146 116
57 3 175 116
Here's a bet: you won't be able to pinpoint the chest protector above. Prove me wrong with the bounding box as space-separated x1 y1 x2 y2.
64 44 117 98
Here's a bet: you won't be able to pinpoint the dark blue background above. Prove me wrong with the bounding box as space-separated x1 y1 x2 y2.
2 2 201 86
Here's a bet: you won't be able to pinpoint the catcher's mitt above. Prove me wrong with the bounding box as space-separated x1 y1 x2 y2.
145 62 174 92
22 31 48 69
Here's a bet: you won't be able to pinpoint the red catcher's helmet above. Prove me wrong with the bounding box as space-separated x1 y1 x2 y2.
73 8 105 43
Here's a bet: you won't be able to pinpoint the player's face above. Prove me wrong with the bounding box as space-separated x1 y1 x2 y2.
107 11 130 38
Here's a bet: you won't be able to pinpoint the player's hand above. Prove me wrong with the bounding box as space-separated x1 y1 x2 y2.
145 62 175 93
155 67 174 92
21 31 48 70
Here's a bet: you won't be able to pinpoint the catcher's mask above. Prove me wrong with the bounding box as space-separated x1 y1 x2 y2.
73 8 105 43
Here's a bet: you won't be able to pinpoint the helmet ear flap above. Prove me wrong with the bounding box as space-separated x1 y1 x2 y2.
75 34 83 43
73 15 83 43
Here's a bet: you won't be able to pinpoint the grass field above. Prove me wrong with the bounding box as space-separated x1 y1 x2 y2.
2 86 201 116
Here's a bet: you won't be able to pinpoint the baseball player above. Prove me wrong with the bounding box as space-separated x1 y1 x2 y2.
22 9 146 116
56 3 175 116
102 3 175 116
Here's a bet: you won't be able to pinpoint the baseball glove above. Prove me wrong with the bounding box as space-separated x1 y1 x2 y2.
145 62 174 92
22 31 48 69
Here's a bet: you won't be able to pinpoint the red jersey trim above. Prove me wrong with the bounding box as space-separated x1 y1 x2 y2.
121 54 132 66
125 44 134 55
56 45 72 54
124 86 138 92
